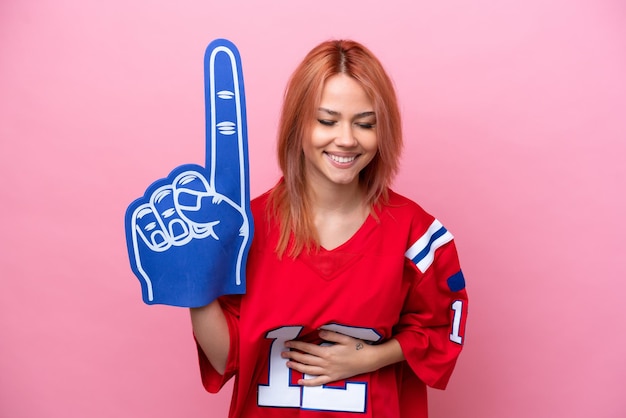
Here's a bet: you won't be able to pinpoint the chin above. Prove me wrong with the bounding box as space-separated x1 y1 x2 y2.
328 175 360 186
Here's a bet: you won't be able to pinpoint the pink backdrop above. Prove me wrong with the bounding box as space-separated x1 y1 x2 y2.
1 0 625 417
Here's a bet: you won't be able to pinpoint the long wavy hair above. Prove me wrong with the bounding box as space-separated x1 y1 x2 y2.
268 39 403 257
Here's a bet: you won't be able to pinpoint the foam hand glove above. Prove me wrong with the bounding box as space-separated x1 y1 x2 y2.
125 39 253 307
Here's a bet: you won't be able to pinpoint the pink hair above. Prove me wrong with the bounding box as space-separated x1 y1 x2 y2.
269 39 403 257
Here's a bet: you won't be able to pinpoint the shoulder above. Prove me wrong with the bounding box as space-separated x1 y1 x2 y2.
249 188 277 248
384 191 459 275
250 189 271 218
379 190 455 261
379 189 435 228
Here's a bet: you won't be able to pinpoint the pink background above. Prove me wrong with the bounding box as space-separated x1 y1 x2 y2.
1 0 625 417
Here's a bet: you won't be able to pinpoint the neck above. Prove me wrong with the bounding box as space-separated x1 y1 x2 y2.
305 180 371 251
307 180 367 217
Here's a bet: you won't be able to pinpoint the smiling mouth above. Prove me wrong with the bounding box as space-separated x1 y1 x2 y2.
327 153 357 164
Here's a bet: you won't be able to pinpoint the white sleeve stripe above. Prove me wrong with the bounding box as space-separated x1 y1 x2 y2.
405 219 454 273
405 219 446 260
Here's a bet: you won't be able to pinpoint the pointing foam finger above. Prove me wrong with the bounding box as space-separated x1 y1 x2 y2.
204 39 249 208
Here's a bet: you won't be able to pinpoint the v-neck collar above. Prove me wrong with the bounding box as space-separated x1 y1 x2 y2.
300 214 378 281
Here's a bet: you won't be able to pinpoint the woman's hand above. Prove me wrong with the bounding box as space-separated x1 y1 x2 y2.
281 329 404 387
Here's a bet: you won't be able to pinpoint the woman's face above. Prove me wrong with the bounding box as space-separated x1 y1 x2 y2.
303 73 378 191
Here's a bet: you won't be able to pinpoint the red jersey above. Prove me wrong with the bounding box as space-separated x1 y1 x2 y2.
196 189 468 417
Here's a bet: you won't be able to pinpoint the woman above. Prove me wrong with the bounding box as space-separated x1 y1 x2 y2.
191 39 468 418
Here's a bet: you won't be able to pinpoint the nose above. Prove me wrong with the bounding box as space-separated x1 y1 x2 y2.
334 123 358 147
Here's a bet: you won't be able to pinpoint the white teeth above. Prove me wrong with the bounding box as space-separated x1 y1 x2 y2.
328 154 356 163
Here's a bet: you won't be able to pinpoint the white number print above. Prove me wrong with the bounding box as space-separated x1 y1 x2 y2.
449 300 464 344
257 325 381 413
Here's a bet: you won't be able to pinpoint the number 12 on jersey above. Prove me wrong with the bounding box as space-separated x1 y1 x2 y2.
257 303 464 413
257 326 371 413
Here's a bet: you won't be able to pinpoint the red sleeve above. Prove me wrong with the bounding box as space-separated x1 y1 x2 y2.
195 295 242 393
394 224 468 390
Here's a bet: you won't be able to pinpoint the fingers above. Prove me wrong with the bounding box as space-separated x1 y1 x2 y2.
283 342 324 362
282 335 350 385
130 168 227 253
131 184 194 252
172 171 218 229
283 330 359 360
281 347 332 387
281 329 374 387
132 204 170 252
285 339 326 356
317 329 353 344
152 186 192 243
204 39 249 208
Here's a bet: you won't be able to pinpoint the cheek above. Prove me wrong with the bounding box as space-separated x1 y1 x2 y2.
359 135 379 167
301 135 319 164
307 127 329 149
362 132 379 153
361 152 378 168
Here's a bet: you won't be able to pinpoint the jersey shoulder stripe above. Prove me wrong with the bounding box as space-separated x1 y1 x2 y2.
404 219 454 273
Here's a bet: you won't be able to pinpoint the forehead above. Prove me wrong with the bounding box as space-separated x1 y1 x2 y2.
318 74 373 111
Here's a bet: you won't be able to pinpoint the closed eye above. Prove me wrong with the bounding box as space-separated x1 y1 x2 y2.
318 119 337 126
356 122 376 129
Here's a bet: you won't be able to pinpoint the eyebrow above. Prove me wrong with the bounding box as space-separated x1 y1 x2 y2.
317 107 376 119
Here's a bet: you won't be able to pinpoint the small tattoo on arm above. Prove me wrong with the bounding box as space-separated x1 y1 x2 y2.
355 342 364 351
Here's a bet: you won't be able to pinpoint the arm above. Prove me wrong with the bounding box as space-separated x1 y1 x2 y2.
395 237 468 389
190 300 230 374
192 295 242 393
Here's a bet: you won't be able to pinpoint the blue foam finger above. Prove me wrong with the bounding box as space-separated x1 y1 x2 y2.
205 39 250 208
124 39 253 307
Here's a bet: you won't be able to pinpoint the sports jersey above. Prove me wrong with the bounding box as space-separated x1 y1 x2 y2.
196 188 468 417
